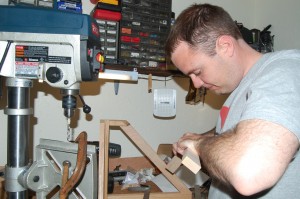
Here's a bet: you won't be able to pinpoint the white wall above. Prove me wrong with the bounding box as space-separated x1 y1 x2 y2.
172 0 255 28
253 0 300 50
1 0 300 168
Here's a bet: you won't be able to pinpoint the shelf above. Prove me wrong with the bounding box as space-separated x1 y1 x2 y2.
104 64 184 77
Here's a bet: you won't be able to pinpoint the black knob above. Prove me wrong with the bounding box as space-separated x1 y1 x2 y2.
46 67 62 83
83 104 91 114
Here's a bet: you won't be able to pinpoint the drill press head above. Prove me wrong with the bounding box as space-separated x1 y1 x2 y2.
0 5 104 119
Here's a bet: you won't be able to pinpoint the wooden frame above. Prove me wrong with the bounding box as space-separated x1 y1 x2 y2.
98 120 192 199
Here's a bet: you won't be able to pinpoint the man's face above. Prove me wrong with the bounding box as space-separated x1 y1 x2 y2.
171 41 242 95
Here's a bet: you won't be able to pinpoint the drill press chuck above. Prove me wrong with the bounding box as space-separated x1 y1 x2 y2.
62 94 77 118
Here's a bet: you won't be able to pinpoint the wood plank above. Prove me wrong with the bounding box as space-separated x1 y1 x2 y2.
100 120 129 127
166 156 181 174
98 121 109 199
182 149 201 174
108 192 192 199
120 125 190 194
109 157 155 171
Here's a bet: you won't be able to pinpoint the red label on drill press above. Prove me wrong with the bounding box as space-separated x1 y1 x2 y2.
15 45 48 62
14 45 49 78
91 22 100 37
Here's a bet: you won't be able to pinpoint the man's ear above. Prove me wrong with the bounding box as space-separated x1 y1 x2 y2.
216 35 234 57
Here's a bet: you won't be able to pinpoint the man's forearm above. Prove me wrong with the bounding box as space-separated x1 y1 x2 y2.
201 127 217 137
198 127 237 184
198 119 299 196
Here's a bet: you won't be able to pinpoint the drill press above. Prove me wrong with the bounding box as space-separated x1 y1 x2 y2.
0 5 103 198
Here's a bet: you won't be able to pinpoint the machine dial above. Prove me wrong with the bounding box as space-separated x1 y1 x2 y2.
46 67 63 83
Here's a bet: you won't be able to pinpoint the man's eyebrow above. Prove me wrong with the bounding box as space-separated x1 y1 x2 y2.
186 68 199 76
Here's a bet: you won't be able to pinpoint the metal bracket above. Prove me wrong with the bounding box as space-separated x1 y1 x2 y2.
21 135 98 199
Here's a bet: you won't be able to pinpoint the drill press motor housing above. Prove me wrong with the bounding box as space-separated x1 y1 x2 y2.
0 5 102 85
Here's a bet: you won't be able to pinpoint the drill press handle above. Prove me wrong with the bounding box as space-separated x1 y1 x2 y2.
60 131 88 199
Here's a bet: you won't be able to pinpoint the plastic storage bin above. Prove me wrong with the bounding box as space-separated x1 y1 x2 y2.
119 0 172 68
96 19 119 64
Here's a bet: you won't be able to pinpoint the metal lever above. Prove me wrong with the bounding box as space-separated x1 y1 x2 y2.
60 131 88 199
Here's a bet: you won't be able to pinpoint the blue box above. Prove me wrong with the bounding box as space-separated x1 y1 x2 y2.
57 1 82 13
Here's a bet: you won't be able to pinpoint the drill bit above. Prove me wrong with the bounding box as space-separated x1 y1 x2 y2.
67 118 74 141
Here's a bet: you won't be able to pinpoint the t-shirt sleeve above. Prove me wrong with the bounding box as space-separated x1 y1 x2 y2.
240 58 300 140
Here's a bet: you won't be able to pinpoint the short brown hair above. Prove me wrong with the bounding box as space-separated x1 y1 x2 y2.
165 4 242 58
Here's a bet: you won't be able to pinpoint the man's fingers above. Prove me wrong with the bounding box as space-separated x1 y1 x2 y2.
172 143 178 155
173 132 201 156
173 142 186 155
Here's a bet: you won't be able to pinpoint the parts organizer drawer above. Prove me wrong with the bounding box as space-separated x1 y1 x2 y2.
97 19 119 64
119 0 172 68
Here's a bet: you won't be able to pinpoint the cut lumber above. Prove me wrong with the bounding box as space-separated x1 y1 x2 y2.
166 148 201 174
166 155 182 173
182 148 201 174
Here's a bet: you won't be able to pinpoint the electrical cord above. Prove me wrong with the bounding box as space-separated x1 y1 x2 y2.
0 40 13 98
0 40 13 73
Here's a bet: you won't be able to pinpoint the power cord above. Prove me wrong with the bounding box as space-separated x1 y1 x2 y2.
0 40 13 98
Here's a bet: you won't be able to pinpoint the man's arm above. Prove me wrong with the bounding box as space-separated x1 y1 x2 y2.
175 119 299 196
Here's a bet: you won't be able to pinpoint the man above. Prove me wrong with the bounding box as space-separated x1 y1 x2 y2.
166 3 300 199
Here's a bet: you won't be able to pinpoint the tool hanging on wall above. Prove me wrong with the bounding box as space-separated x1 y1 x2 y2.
185 78 207 105
236 21 274 53
114 80 119 95
148 74 152 93
199 86 207 105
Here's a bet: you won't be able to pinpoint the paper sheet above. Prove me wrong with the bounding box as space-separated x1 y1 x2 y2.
151 174 178 192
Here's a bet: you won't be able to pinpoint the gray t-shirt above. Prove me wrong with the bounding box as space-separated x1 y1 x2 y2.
209 50 300 199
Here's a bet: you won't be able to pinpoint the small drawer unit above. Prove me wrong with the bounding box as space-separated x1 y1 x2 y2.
119 0 172 68
9 0 55 8
97 19 119 64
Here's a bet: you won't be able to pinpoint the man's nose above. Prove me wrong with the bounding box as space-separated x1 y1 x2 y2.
191 75 204 88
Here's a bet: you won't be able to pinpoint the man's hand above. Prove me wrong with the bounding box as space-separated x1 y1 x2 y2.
172 128 216 156
172 132 202 156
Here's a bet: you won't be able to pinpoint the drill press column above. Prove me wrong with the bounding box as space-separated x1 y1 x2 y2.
4 78 33 199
